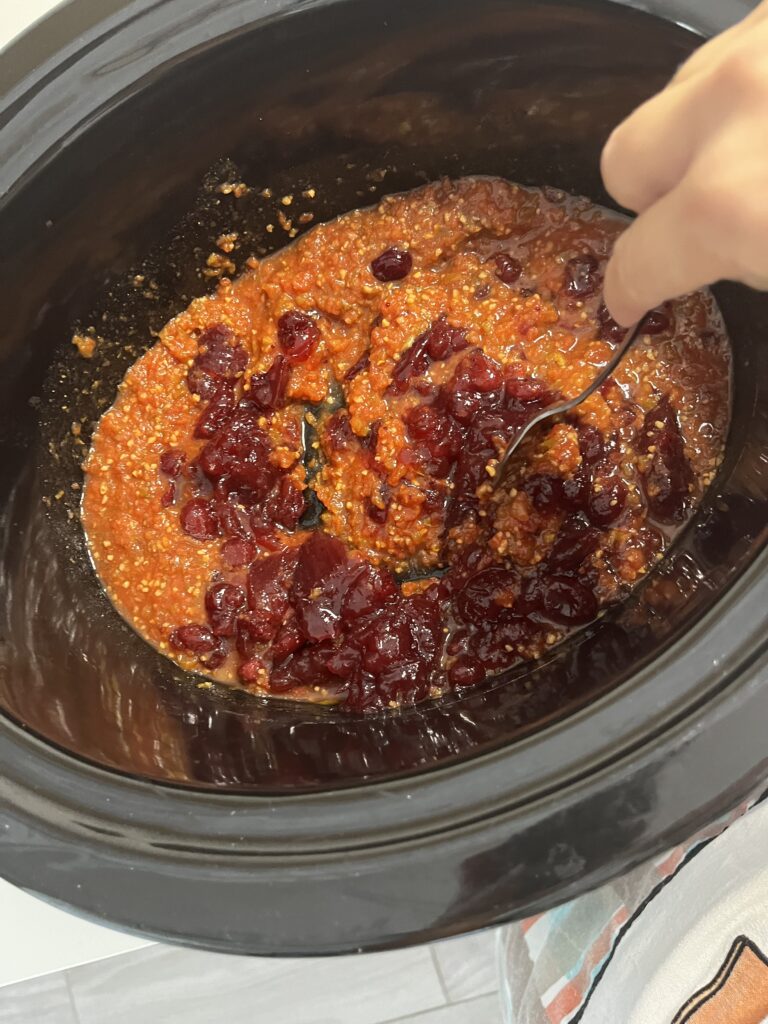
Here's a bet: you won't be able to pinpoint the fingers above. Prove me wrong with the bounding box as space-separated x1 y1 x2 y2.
672 0 768 86
601 75 705 214
602 182 724 326
602 30 768 216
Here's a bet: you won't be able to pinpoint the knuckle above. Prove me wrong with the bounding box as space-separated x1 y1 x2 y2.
715 50 768 97
681 176 739 231
601 129 644 212
682 174 766 279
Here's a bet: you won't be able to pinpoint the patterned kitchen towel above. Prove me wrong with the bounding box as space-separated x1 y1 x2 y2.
499 788 768 1024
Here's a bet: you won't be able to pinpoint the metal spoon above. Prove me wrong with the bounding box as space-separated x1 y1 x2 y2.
493 318 643 490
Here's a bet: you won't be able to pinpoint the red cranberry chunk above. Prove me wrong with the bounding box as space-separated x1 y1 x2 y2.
596 303 626 345
493 253 523 285
194 384 236 440
405 589 443 664
245 355 290 411
423 483 446 513
170 624 217 654
522 473 566 514
547 517 601 572
638 396 694 523
474 615 534 670
196 324 248 378
562 469 590 512
160 481 176 508
354 604 412 676
340 671 386 712
445 426 497 528
424 317 469 360
214 499 252 540
247 548 299 639
524 465 591 516
457 567 519 625
291 533 355 642
159 448 186 478
269 643 336 693
277 310 320 364
270 616 304 663
324 411 355 453
197 409 276 502
250 526 284 552
221 537 256 569
187 365 222 401
505 374 552 406
264 477 306 531
239 657 267 684
370 246 412 282
236 615 272 657
200 637 229 670
564 250 600 298
180 498 220 540
344 351 370 382
187 325 247 397
448 657 485 687
577 425 606 466
456 348 503 393
587 473 628 527
341 564 398 621
205 581 246 637
443 351 504 426
641 309 672 335
388 328 433 394
365 498 388 524
445 426 496 528
406 405 462 477
539 574 598 625
325 645 360 680
374 659 432 704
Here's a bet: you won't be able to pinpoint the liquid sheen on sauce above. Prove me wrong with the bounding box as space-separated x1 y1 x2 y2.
82 177 731 712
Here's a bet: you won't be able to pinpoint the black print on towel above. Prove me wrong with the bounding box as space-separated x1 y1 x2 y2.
672 935 768 1024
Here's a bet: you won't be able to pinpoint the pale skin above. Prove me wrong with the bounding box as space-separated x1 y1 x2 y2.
602 0 768 326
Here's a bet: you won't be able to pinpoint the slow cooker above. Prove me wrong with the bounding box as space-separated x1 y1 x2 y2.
0 0 766 955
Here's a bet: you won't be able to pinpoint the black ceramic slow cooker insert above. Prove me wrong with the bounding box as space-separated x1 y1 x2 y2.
0 0 766 955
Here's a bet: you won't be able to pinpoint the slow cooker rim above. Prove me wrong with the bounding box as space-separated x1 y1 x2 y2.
1 0 766 954
1 543 766 848
0 0 765 829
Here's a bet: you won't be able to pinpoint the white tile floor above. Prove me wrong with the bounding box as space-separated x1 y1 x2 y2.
0 933 501 1023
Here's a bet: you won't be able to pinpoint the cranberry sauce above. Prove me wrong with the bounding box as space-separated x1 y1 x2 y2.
84 178 729 715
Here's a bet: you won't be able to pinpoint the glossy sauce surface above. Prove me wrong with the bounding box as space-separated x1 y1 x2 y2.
82 178 730 711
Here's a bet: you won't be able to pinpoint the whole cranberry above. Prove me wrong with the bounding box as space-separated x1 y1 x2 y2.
564 250 600 298
205 581 246 637
370 247 412 282
159 448 185 478
169 624 217 654
596 303 626 345
277 310 320 363
493 253 523 284
448 657 486 688
180 498 219 541
641 309 672 335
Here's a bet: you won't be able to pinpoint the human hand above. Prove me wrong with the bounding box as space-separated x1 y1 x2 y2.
601 0 768 325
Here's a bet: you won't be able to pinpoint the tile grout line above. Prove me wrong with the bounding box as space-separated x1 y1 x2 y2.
63 970 82 1024
378 990 500 1024
429 945 452 1005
